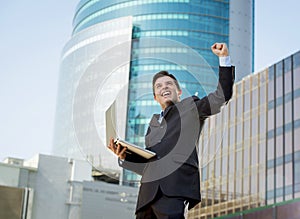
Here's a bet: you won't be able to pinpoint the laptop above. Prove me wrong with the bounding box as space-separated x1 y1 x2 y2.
106 101 156 159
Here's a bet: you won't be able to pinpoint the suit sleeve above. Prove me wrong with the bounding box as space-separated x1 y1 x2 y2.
195 66 235 118
118 152 147 175
118 124 155 175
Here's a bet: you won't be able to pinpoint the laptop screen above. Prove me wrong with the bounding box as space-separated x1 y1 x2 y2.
105 100 117 146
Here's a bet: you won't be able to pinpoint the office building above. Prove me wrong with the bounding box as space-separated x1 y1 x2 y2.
187 51 300 218
53 16 133 173
53 0 254 186
0 155 138 219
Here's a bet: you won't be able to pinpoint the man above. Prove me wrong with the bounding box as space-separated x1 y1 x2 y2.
108 43 235 218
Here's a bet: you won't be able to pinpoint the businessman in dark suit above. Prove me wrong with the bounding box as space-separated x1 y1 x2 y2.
108 42 235 218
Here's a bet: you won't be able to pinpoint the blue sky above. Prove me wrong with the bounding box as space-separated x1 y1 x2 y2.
0 0 299 161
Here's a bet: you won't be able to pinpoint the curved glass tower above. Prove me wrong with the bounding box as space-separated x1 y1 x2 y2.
53 0 254 185
73 0 229 68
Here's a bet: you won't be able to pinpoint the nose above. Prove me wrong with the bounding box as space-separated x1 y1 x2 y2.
162 82 169 90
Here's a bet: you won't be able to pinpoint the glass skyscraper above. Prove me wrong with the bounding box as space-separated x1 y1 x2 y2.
53 0 254 185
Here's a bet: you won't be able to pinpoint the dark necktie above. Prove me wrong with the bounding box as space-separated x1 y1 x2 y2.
159 111 164 123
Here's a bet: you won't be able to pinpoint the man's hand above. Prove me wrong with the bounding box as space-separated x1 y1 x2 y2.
211 43 229 57
107 137 127 160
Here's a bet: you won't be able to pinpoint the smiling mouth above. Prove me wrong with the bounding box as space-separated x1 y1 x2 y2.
162 91 171 97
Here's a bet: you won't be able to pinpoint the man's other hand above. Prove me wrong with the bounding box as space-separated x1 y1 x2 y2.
107 137 127 160
211 42 229 57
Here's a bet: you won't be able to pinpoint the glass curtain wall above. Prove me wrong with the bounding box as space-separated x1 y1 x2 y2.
72 0 230 185
266 51 300 204
188 69 268 219
187 51 300 219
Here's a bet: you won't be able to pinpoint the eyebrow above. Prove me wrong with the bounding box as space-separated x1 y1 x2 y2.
155 80 174 87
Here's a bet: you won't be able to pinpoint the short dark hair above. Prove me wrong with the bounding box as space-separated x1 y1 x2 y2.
152 71 181 95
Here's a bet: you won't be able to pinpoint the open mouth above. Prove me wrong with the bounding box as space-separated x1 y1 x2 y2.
162 91 171 97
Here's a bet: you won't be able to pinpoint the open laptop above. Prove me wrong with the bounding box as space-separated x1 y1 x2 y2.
106 101 156 159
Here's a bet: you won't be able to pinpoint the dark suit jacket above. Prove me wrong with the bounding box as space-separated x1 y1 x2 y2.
119 66 235 212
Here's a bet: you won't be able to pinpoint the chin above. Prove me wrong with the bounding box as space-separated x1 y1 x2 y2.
164 100 175 106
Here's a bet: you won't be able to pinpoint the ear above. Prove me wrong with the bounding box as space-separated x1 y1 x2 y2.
154 94 158 102
178 89 182 96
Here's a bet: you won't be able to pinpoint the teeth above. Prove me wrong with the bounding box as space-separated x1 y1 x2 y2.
162 91 170 96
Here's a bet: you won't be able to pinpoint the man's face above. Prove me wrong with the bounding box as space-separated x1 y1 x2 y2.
153 76 182 110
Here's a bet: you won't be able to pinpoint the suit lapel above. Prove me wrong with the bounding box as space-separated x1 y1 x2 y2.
149 114 160 127
162 105 172 119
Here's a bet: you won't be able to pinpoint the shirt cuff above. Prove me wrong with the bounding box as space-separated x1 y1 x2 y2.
219 56 231 67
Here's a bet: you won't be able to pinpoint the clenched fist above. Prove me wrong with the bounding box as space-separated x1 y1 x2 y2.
211 43 229 57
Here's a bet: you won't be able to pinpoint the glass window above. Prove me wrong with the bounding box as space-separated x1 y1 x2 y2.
221 181 227 197
284 56 292 73
236 176 242 195
259 113 266 135
285 193 293 201
236 123 243 144
222 154 228 176
244 146 250 167
260 70 268 88
285 101 292 124
229 150 235 174
252 88 258 108
216 131 222 153
276 134 283 157
268 109 274 131
295 160 300 184
295 128 300 152
276 105 283 128
243 174 249 196
215 158 221 177
259 169 266 199
244 92 250 112
229 99 235 122
294 98 300 120
267 199 275 205
208 161 214 182
269 65 275 81
236 96 243 120
293 67 300 89
244 119 250 140
222 128 229 150
285 162 293 186
252 116 258 136
252 73 259 87
284 71 292 93
251 171 258 194
293 51 300 69
251 144 257 165
268 138 275 160
268 79 275 102
276 61 283 77
276 165 283 189
276 190 283 202
202 166 207 181
259 140 266 163
260 84 266 105
285 131 292 155
276 76 283 98
267 168 275 191
229 125 235 148
228 176 234 194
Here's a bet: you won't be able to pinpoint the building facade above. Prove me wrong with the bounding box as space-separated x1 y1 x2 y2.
187 51 300 218
52 16 133 173
0 155 92 219
0 155 138 219
266 51 300 203
53 0 254 186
